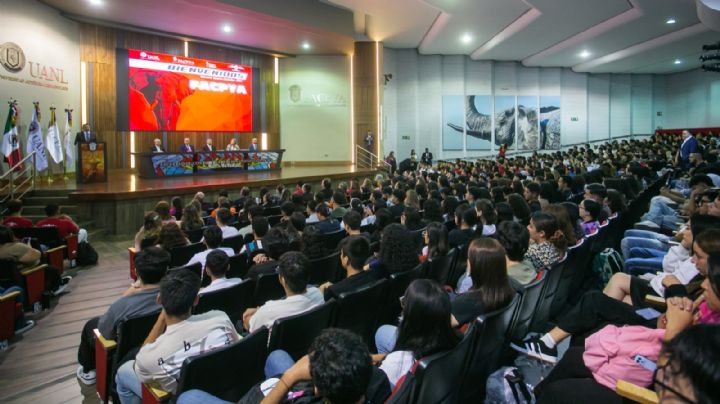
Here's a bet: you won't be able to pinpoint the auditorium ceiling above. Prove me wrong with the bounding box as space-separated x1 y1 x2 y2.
42 0 720 74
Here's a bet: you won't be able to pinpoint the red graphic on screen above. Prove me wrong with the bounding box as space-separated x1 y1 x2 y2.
127 49 253 132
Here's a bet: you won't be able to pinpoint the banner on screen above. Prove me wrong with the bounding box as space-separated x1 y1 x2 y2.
150 151 280 176
127 49 253 132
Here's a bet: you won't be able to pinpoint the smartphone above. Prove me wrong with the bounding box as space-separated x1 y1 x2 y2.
635 307 662 320
634 354 657 372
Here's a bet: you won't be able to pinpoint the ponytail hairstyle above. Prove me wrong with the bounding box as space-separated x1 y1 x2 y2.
531 211 566 253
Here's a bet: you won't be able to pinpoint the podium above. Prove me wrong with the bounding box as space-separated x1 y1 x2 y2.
76 142 108 183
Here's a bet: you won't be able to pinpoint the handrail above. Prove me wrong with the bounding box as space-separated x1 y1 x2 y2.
355 145 391 170
0 151 37 215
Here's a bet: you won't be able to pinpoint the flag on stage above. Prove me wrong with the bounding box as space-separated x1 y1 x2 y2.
2 101 23 170
63 109 74 168
26 102 49 172
46 107 63 164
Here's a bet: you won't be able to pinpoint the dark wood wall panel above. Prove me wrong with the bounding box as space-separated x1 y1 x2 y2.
79 24 280 169
352 42 383 158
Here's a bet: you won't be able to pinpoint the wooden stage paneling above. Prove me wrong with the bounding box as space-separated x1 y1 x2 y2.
36 165 379 235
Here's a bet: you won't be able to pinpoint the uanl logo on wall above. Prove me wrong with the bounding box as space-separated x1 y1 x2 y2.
287 84 347 107
0 42 70 91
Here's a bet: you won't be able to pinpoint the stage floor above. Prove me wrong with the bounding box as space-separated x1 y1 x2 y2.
35 164 379 202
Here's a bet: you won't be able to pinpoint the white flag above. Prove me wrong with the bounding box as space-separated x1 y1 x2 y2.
63 110 74 168
46 108 63 164
26 103 49 172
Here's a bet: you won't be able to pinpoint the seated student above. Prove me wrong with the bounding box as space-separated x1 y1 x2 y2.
579 199 602 236
342 210 370 241
525 211 567 269
239 216 269 255
177 328 391 404
76 247 169 385
185 226 234 271
243 251 324 333
475 199 497 236
155 222 190 252
451 238 516 327
0 286 34 334
374 279 460 388
209 196 236 218
311 203 341 234
448 205 480 249
320 236 378 301
400 206 425 231
330 191 347 220
238 204 263 237
0 225 66 295
134 212 162 250
1 199 32 228
368 223 420 278
420 221 449 262
215 208 239 239
35 203 82 240
305 200 320 224
274 202 296 230
115 269 240 402
198 250 243 295
388 189 406 218
301 225 327 261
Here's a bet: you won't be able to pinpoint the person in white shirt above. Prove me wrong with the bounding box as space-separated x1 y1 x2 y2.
226 138 240 151
243 251 324 334
186 226 234 275
198 250 243 295
215 208 239 239
115 269 240 403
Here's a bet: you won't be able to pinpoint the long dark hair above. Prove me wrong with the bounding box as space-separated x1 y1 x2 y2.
507 193 531 224
426 222 449 258
466 238 515 313
660 324 720 403
531 211 567 253
379 223 420 273
395 279 460 359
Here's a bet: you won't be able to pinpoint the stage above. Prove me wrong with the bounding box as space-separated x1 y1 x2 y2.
36 164 380 235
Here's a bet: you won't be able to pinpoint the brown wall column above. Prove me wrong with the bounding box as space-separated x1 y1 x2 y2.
352 41 383 163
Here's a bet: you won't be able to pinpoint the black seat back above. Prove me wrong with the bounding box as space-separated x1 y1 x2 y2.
110 311 161 397
227 253 249 279
333 279 389 350
185 228 204 244
380 266 422 325
194 279 256 325
263 206 281 216
267 300 336 360
175 327 269 402
220 234 244 254
170 242 206 267
459 294 520 400
446 244 468 288
508 272 546 341
254 272 285 306
424 250 456 284
412 321 478 404
139 237 157 250
267 215 283 227
13 226 63 248
322 229 346 251
307 252 341 285
529 259 566 333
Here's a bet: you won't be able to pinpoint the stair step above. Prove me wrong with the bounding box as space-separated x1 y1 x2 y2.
30 189 73 197
21 196 70 206
22 205 77 215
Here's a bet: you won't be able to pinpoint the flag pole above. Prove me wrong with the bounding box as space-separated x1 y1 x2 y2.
64 106 73 181
48 105 56 183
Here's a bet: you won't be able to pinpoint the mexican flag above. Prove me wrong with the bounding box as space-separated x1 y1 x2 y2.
2 102 23 170
63 109 74 169
46 107 63 164
26 102 49 172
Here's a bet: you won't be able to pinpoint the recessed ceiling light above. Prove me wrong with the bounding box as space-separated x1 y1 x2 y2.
579 50 591 58
301 42 311 50
221 24 232 34
89 0 103 5
674 59 682 65
666 18 676 24
461 33 472 44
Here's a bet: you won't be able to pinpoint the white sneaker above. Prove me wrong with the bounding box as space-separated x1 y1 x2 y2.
76 365 96 385
15 320 35 334
52 283 70 296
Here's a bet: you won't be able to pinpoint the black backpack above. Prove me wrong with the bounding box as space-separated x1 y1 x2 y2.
77 241 98 266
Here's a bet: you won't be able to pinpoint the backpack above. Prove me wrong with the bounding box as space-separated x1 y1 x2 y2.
485 367 534 404
591 248 623 289
77 241 98 266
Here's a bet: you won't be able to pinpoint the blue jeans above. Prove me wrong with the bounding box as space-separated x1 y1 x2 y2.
177 390 233 404
264 350 296 378
624 247 665 275
116 360 142 404
375 325 398 354
641 197 683 229
621 230 671 260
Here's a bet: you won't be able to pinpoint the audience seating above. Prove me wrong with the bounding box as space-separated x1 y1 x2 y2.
253 272 285 306
332 279 389 351
142 327 271 404
0 258 46 312
263 206 281 216
169 242 206 268
322 229 346 251
360 223 376 234
95 311 161 403
380 265 422 326
423 249 456 285
549 237 593 319
0 290 21 349
615 380 658 404
194 279 255 326
266 215 283 227
508 271 547 342
446 244 468 289
220 234 244 254
12 227 69 273
227 253 249 279
185 228 204 244
529 259 567 333
267 300 336 360
459 293 520 400
307 252 340 285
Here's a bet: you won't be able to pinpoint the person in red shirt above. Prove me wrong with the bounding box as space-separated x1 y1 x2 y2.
2 199 33 228
35 203 80 239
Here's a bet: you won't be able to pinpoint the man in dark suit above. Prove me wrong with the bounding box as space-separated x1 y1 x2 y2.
421 147 433 165
202 138 214 152
150 138 165 153
74 123 97 145
249 137 259 151
180 138 194 153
